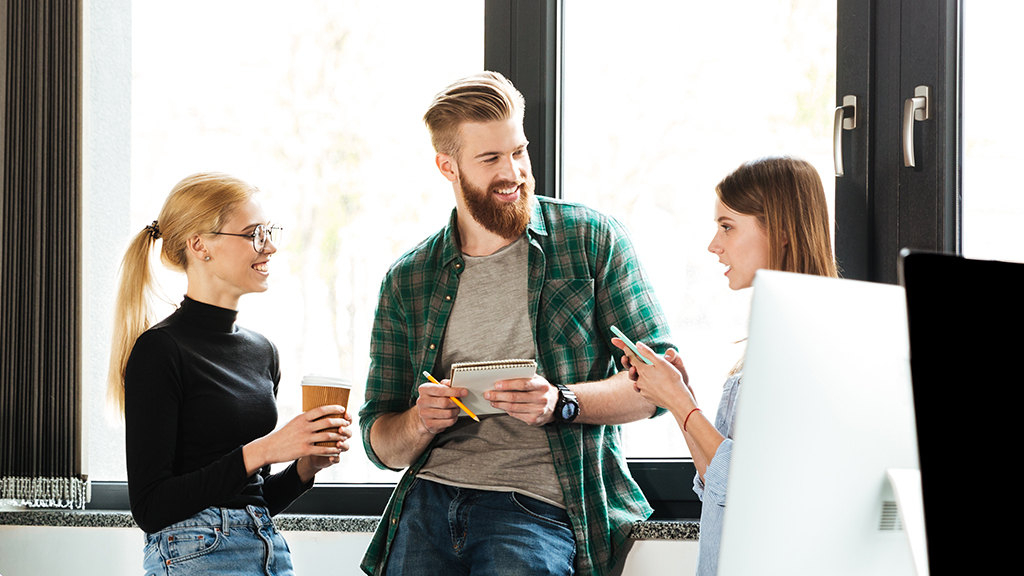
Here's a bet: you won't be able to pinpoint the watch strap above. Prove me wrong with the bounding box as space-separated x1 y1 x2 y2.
553 382 579 423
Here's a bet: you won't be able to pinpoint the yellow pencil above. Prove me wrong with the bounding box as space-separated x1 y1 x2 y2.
423 370 480 422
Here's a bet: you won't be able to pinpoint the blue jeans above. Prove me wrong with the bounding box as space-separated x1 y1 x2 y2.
142 505 294 576
385 479 576 576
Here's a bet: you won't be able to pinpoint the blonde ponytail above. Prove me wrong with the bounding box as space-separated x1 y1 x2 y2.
106 227 162 414
106 172 258 415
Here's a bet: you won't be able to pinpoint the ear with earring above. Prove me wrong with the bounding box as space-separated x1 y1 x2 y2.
187 235 210 263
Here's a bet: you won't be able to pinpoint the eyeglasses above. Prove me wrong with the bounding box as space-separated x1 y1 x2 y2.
208 224 283 253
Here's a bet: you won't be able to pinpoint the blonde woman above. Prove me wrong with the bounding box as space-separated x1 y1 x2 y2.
613 156 838 576
108 172 351 575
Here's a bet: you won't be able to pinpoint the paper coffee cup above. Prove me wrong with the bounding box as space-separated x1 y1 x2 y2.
301 375 351 447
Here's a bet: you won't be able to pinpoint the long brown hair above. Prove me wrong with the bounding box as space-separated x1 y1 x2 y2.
106 173 257 415
716 156 838 278
717 156 837 375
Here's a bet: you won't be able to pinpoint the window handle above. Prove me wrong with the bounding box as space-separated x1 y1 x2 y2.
902 85 931 168
833 95 858 177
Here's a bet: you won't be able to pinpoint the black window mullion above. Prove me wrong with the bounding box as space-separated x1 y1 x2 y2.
484 0 561 199
897 0 961 258
835 0 875 281
870 0 904 285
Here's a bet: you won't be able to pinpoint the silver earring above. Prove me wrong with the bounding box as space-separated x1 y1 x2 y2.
204 256 210 261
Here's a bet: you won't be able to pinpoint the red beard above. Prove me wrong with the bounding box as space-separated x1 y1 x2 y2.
458 171 535 240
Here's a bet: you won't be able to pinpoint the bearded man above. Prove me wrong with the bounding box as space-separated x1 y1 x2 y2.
358 72 674 576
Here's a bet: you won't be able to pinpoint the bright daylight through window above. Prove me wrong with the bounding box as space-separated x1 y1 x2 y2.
88 0 841 483
563 0 837 455
87 0 483 483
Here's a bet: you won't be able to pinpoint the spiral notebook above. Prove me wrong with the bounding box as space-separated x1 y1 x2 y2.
448 359 537 417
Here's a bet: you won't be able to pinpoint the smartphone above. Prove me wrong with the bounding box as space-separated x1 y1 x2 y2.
609 325 654 365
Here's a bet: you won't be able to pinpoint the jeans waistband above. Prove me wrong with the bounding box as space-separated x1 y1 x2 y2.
149 505 274 535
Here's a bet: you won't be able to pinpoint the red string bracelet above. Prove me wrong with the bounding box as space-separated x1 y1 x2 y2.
683 407 702 432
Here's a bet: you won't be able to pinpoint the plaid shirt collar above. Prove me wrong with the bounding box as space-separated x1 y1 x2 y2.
438 196 550 265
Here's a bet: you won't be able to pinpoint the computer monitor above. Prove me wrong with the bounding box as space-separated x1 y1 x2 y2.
899 250 1023 573
718 270 923 576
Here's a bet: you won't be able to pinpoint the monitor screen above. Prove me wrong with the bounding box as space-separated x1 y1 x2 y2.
899 250 1023 573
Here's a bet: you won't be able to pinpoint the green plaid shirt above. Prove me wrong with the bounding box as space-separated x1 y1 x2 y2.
358 197 673 576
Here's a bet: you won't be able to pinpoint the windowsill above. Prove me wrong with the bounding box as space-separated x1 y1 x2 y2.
0 510 699 540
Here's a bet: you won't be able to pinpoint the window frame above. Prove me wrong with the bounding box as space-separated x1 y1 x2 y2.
82 0 963 520
835 0 962 283
86 460 700 519
83 0 701 519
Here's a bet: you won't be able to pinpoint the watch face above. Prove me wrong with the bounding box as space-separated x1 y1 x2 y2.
561 403 577 420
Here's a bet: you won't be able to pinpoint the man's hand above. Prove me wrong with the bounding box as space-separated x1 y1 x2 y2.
415 380 468 435
484 374 559 426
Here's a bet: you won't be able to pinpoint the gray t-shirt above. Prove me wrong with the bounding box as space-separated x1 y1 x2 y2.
417 235 565 507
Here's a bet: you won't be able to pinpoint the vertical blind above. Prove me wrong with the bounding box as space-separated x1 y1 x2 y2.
0 0 85 508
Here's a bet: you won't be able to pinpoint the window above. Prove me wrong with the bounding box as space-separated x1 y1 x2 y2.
962 3 1024 263
562 0 837 456
79 0 977 518
85 0 484 484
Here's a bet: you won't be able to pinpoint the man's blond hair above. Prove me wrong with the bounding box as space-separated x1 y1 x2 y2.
423 71 526 159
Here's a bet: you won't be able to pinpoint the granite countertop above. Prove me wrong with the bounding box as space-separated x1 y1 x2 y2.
0 510 698 541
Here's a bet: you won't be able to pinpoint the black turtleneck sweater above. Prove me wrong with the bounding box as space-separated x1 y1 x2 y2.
124 297 310 533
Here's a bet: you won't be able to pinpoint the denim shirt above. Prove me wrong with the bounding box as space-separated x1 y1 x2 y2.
693 372 742 576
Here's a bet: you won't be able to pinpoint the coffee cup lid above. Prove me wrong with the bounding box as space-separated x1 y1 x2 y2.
301 374 351 388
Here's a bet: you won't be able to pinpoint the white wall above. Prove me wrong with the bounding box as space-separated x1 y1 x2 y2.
0 526 696 575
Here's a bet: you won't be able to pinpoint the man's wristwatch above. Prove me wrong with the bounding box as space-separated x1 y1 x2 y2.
551 383 580 424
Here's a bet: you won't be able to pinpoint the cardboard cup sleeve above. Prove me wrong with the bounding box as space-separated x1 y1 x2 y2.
301 375 351 447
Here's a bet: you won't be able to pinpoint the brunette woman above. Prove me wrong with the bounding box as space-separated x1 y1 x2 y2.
613 156 838 576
